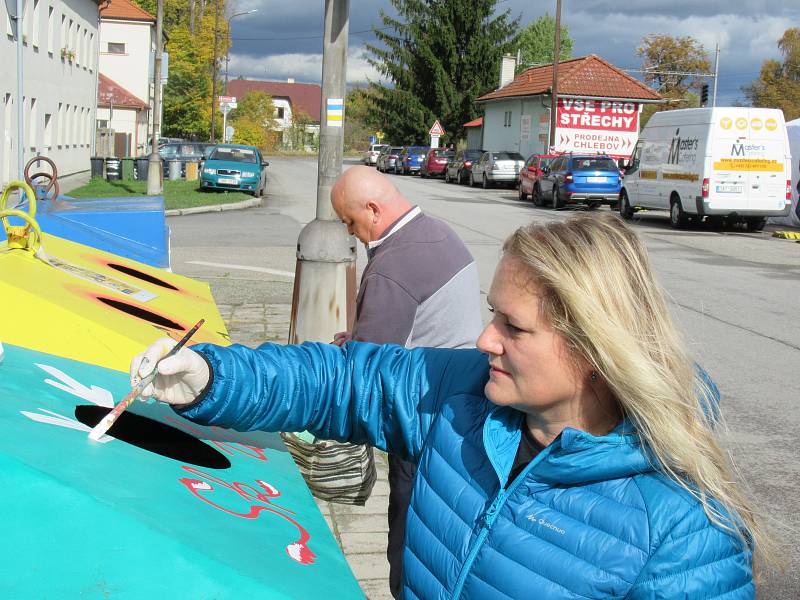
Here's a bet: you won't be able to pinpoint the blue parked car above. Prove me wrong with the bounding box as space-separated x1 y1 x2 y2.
538 153 622 209
396 146 430 175
200 144 268 197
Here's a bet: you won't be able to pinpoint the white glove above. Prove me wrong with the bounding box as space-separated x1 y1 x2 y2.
130 337 210 406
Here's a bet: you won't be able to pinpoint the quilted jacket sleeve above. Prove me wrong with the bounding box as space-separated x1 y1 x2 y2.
627 492 754 599
177 341 486 462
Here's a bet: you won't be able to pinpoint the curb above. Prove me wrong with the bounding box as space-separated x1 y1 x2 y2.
165 197 262 216
772 231 800 240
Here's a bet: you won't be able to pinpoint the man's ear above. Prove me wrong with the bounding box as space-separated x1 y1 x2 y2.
366 200 381 223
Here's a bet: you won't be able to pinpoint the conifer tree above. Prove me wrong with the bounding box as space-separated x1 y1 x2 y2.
367 0 519 144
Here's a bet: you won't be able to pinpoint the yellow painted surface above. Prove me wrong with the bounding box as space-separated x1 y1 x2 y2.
0 232 229 372
713 158 784 172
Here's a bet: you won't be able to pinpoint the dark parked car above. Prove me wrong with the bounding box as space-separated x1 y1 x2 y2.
444 149 484 184
377 146 403 173
420 148 454 178
396 146 430 175
518 153 558 204
159 142 214 176
538 154 622 209
469 151 525 188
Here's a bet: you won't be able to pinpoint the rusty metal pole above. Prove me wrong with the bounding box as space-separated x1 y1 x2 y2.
549 0 562 151
288 0 355 345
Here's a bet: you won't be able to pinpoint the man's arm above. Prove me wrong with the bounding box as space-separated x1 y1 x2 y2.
355 274 418 346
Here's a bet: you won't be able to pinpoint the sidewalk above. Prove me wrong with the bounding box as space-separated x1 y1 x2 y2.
218 302 393 600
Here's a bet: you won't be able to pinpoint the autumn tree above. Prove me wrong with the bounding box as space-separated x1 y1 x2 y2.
514 14 573 72
636 34 710 127
344 87 382 151
367 0 519 144
229 91 279 150
744 28 800 121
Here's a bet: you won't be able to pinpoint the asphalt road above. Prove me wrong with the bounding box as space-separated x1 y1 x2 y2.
169 156 800 598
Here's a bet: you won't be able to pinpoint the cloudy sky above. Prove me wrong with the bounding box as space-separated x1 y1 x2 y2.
226 0 798 106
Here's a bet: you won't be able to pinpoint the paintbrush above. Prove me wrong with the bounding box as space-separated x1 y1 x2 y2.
88 319 205 441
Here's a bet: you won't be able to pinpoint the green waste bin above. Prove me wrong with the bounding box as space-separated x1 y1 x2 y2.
121 157 135 181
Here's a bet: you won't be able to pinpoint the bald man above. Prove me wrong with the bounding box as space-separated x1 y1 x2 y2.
331 166 482 597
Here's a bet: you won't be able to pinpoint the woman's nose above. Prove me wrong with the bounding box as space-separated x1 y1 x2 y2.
476 321 502 355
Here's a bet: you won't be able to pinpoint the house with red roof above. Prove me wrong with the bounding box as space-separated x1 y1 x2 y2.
475 55 663 159
226 79 321 150
98 0 158 156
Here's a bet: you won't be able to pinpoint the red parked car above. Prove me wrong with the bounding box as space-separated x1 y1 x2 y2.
420 148 454 178
518 153 559 204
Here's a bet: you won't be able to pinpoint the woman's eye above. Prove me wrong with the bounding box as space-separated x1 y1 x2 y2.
505 322 521 333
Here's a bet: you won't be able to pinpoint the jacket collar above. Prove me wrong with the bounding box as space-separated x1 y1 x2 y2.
367 206 422 253
482 405 653 487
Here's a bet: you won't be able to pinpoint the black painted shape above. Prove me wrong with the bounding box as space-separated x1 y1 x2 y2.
75 405 231 469
107 263 179 291
96 296 183 330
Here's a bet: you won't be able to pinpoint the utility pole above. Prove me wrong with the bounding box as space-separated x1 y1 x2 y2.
210 0 220 142
711 43 720 107
14 0 24 179
224 9 258 93
288 0 355 345
146 0 164 195
549 0 562 152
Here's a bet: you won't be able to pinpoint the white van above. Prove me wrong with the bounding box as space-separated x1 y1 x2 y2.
619 107 792 230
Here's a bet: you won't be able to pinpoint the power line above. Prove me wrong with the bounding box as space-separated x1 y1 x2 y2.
232 25 392 42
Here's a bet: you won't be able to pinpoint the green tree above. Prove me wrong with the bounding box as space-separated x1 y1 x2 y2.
636 34 710 128
344 87 380 151
744 28 800 121
366 0 519 144
514 14 572 71
229 91 278 150
161 25 212 139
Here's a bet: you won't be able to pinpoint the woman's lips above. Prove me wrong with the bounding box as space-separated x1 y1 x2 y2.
490 365 512 377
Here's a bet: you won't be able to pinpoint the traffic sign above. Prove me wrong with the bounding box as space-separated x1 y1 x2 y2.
225 126 235 142
376 131 384 141
218 96 236 104
428 120 445 136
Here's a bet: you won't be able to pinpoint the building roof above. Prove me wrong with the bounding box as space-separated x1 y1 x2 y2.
477 55 662 103
226 79 322 122
99 0 155 23
98 73 149 110
464 117 483 128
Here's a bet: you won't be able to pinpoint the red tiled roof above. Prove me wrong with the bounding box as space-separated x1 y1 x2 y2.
100 0 155 22
98 73 149 110
478 55 662 103
464 117 483 128
226 80 322 123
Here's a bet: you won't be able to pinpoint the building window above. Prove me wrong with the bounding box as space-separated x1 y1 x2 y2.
29 98 37 150
276 107 285 119
88 33 94 70
43 112 52 149
56 103 63 147
72 105 77 147
47 6 53 54
22 0 30 43
32 0 40 47
97 119 108 128
60 15 65 51
503 111 513 127
107 42 125 54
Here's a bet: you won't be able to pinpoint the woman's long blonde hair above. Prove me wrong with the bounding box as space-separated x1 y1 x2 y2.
503 213 775 568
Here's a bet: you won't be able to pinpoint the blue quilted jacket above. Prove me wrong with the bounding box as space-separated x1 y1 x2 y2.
183 341 754 599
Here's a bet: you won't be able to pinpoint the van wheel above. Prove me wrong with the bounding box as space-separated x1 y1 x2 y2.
518 183 528 201
619 190 634 220
745 217 767 232
670 196 688 229
552 187 564 209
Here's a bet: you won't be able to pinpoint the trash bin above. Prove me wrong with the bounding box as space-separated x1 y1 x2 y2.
185 160 199 181
90 157 105 179
168 159 181 181
121 158 135 181
105 157 121 181
135 157 150 181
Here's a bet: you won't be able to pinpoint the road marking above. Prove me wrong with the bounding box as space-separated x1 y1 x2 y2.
188 261 295 278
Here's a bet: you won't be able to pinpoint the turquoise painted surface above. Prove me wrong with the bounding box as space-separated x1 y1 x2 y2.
0 343 364 599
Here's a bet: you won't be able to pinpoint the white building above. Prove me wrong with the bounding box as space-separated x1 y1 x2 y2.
1 0 100 186
97 0 155 157
227 78 321 150
476 55 663 160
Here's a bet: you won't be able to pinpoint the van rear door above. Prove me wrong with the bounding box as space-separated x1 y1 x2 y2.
709 109 788 214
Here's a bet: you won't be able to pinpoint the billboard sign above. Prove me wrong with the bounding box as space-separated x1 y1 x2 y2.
555 98 640 158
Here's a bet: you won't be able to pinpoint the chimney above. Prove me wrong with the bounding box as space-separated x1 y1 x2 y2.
499 54 516 88
287 78 295 84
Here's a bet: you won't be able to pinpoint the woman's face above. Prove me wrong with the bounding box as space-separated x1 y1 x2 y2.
477 255 587 414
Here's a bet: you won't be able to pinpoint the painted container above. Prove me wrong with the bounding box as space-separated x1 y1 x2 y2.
0 342 364 599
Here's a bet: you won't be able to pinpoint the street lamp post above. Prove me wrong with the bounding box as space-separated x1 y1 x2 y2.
224 9 258 93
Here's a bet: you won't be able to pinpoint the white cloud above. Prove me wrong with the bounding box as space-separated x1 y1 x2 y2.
228 45 384 85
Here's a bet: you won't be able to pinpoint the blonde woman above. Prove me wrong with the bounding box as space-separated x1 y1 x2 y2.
134 213 765 598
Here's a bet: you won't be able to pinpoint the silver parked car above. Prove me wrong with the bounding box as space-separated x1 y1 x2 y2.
376 146 403 173
363 143 388 166
469 151 526 188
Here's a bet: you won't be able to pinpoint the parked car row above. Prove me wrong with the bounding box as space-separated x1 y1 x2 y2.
370 143 624 212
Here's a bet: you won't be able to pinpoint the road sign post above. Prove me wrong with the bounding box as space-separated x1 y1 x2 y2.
218 97 236 143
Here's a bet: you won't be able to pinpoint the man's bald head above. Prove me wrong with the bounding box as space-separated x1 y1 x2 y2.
330 166 414 244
